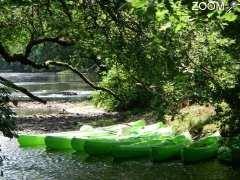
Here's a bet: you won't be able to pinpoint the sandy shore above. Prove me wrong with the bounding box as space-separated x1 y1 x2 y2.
13 101 124 134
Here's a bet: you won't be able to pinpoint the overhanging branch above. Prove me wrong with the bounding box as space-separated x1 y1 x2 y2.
25 36 74 57
0 39 122 102
0 76 47 104
45 60 122 102
0 42 47 69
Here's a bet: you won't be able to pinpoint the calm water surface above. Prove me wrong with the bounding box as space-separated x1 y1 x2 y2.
1 136 240 180
1 72 240 179
0 71 95 101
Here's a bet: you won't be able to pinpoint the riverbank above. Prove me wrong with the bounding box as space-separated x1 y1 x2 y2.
14 101 126 134
13 101 218 137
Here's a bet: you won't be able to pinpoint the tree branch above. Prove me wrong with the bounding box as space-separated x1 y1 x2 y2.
0 40 122 102
0 42 47 69
0 42 11 61
25 36 74 57
45 60 122 101
0 76 47 104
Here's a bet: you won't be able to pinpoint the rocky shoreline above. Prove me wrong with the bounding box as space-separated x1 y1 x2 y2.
16 113 124 134
14 101 124 134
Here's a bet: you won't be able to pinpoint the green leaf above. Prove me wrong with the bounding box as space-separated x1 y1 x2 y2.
129 0 147 9
156 9 168 21
159 22 171 31
174 23 186 32
221 13 238 22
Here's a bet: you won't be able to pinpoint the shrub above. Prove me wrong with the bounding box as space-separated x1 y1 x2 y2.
0 88 16 138
92 66 152 110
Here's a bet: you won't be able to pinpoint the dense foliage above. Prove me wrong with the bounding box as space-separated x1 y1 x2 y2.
0 0 240 136
0 88 16 138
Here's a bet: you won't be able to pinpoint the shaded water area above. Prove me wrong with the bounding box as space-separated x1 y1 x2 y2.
1 136 240 180
0 71 95 101
1 71 240 179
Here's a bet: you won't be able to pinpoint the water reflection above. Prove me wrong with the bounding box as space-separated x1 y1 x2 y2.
1 136 240 180
0 71 96 101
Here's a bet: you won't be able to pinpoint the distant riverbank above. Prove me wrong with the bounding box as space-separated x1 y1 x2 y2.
14 100 218 139
0 71 96 101
14 101 124 134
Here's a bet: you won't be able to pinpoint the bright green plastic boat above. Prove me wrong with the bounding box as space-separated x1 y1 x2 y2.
111 131 188 160
82 136 138 155
17 134 46 147
108 127 174 159
84 134 166 156
17 131 82 147
111 139 166 159
17 124 97 147
45 120 146 150
151 132 192 162
181 132 222 163
17 120 145 148
72 123 171 154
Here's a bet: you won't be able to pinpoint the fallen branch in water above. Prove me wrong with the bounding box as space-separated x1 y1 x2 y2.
45 60 122 102
0 76 47 104
0 38 122 102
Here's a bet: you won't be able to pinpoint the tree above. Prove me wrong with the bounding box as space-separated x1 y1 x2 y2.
0 0 122 105
0 0 240 137
123 0 240 136
0 0 126 136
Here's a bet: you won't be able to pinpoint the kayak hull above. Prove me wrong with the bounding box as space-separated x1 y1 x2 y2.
72 122 169 154
84 137 141 155
17 135 45 147
45 136 73 150
182 136 221 163
151 135 191 162
17 120 146 148
112 139 169 159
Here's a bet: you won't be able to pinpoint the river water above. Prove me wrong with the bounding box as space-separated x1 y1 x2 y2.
0 71 95 101
1 72 240 179
1 136 240 180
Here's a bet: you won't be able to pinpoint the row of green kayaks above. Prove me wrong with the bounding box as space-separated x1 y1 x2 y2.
17 120 226 163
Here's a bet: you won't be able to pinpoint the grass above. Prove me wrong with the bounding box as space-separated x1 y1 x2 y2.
171 104 218 137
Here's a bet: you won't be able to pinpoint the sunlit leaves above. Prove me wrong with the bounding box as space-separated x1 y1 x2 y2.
159 22 171 31
155 2 168 22
221 13 238 21
128 0 147 9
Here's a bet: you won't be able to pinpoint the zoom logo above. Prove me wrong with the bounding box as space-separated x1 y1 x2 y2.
192 1 240 13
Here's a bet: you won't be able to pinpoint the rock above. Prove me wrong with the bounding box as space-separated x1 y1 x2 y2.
60 91 78 96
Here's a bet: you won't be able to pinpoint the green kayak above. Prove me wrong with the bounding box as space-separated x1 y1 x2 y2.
110 127 174 159
111 131 188 160
111 139 167 159
83 136 139 155
151 132 192 162
17 124 96 147
182 132 222 163
73 123 170 154
45 120 145 150
17 134 46 147
17 131 82 147
17 120 145 148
